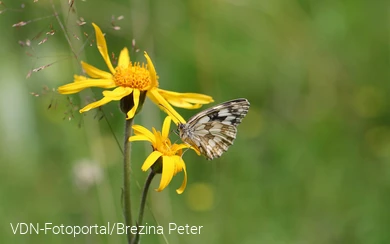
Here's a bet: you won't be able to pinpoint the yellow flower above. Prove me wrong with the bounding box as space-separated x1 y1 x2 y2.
58 23 213 120
130 116 195 194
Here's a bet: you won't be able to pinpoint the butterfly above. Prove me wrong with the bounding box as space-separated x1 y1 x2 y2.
177 98 250 160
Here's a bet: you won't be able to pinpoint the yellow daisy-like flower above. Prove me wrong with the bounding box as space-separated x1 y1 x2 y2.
58 23 213 120
130 116 195 194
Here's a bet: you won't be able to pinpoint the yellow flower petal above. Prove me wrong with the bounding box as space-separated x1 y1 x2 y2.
79 96 113 112
131 125 156 144
129 135 154 143
102 86 132 100
191 146 201 156
175 157 187 194
144 52 158 87
126 89 140 119
141 151 162 171
158 88 214 105
148 88 186 125
161 116 172 139
73 75 88 82
152 128 159 138
92 23 115 74
157 156 175 192
81 61 113 79
58 79 115 94
171 143 191 152
118 48 130 68
164 98 203 109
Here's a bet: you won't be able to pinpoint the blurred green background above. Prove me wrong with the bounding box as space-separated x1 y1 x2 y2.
1 0 389 243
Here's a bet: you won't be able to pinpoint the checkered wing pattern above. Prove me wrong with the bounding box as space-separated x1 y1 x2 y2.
178 98 250 160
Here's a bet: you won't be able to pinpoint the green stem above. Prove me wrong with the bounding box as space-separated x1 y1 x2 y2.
132 170 156 244
123 118 134 243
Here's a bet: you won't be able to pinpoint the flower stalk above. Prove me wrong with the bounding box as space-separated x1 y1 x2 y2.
131 170 156 244
123 117 134 243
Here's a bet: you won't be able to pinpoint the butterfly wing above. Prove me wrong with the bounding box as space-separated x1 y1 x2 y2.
180 98 250 160
194 122 238 159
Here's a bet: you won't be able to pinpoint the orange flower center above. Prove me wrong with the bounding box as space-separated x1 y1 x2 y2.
113 62 152 90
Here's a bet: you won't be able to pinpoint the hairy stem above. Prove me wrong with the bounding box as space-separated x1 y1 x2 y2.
123 118 134 243
132 170 156 244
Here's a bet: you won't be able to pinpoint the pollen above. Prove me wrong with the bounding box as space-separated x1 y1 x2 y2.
113 62 153 90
